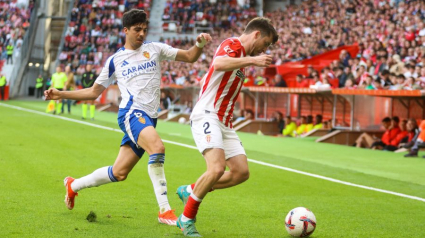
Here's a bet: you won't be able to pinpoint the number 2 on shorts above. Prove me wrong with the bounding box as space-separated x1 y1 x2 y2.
203 122 211 134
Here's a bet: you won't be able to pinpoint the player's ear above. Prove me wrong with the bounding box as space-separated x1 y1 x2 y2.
123 27 129 34
254 31 262 40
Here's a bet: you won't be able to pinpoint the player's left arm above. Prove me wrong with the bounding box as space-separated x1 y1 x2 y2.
175 33 212 63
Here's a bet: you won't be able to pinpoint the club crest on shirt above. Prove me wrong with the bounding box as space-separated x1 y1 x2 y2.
206 135 211 143
143 51 150 59
139 116 146 124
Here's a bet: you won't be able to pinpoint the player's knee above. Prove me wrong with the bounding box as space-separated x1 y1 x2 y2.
152 142 165 154
113 171 129 181
239 169 250 183
213 167 225 179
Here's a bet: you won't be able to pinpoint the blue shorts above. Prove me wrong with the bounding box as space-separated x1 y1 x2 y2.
118 108 157 158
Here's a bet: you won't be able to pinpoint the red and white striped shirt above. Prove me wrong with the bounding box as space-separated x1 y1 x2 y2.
191 37 246 128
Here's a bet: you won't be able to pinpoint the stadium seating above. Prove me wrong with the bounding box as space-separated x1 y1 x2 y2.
58 0 151 82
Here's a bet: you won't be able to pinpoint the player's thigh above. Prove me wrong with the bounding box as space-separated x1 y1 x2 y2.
113 144 141 176
222 126 246 160
226 154 248 174
203 148 226 171
137 126 164 155
191 117 224 154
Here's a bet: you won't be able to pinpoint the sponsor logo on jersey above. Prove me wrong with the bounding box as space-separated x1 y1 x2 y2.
122 60 157 78
206 135 211 143
224 45 234 55
143 51 150 59
235 69 245 80
121 60 129 67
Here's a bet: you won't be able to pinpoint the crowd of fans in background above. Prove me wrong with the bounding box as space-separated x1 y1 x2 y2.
0 0 34 65
58 0 151 85
160 0 425 90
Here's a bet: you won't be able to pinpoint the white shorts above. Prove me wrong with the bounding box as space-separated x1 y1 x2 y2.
191 116 246 160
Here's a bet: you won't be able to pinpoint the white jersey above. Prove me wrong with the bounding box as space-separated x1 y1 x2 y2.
95 42 178 118
191 37 246 128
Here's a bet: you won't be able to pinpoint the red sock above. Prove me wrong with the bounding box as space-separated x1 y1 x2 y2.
191 183 214 192
183 195 201 219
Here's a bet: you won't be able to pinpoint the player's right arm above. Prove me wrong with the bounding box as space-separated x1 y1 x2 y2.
44 83 105 100
214 54 272 71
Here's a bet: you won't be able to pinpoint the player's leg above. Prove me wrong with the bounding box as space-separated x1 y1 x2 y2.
178 148 225 237
64 145 139 210
89 100 96 119
81 100 88 119
211 154 249 189
122 109 177 225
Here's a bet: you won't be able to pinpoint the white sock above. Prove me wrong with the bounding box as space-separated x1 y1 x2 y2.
186 185 193 193
71 166 117 192
148 153 171 213
181 214 191 222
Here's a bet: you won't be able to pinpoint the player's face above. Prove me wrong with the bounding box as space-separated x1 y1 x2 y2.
124 23 148 49
251 32 273 56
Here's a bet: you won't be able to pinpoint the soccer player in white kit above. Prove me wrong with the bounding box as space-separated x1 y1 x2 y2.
44 9 212 226
175 17 278 236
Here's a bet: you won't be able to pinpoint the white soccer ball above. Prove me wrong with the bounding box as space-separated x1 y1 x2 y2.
178 117 187 124
285 207 317 237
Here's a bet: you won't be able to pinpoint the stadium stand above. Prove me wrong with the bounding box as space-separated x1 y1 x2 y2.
58 0 152 84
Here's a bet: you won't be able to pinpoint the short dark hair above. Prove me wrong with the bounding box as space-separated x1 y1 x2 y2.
244 17 278 44
306 115 313 124
382 117 391 123
122 9 149 29
392 116 400 123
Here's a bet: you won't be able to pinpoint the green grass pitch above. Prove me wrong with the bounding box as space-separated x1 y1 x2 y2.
1 100 425 237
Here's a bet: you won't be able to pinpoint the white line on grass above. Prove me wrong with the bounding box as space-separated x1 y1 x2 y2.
2 103 425 203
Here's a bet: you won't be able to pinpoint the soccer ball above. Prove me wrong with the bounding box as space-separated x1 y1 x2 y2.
178 117 187 124
285 207 316 237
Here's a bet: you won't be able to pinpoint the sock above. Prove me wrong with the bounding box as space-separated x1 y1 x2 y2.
71 166 118 192
182 193 202 221
82 103 87 118
148 153 171 213
56 102 62 114
90 105 95 119
189 183 214 192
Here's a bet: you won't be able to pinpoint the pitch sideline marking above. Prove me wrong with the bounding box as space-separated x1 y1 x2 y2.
1 103 425 203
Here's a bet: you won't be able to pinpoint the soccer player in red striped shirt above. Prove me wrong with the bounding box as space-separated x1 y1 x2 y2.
176 17 278 237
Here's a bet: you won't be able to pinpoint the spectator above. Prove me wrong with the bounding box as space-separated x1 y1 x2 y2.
0 73 6 100
389 74 405 90
64 65 76 114
35 74 44 98
295 74 309 88
296 116 307 136
234 109 254 123
6 42 13 64
270 111 285 134
160 91 172 111
283 116 296 137
313 115 323 130
273 74 287 87
384 119 409 151
404 120 425 157
305 115 314 133
355 116 400 150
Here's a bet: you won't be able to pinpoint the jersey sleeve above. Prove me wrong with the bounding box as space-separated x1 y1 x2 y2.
152 42 178 61
95 56 116 88
215 38 242 58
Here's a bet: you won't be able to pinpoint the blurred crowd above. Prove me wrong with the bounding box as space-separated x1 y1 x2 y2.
160 0 425 90
0 0 34 65
58 0 151 84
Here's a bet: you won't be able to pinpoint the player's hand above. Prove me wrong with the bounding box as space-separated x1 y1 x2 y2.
253 54 273 67
196 33 212 48
44 88 61 100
